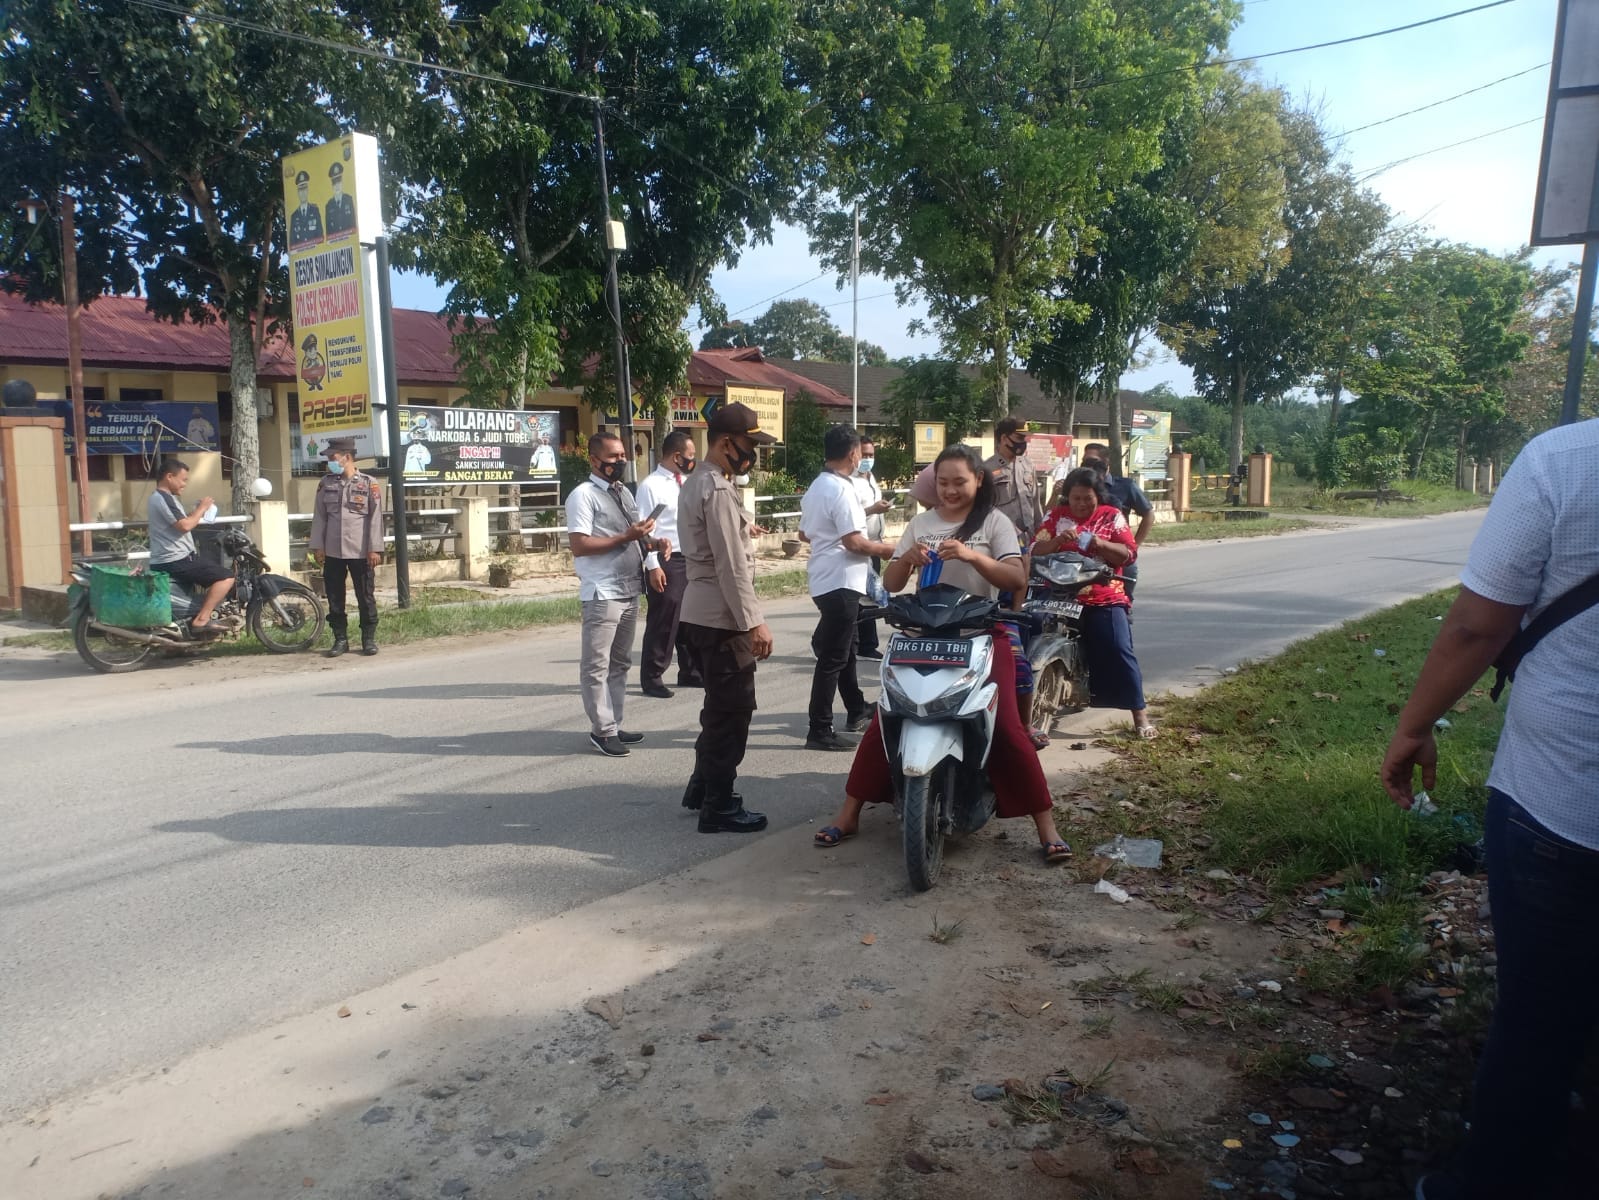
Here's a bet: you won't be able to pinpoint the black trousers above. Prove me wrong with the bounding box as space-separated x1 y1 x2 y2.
324 556 377 637
641 555 700 685
809 588 866 736
681 623 757 797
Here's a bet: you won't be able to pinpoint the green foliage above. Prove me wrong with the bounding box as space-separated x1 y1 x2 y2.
557 450 593 501
879 360 986 449
703 298 886 365
780 395 829 484
799 0 1235 413
1180 432 1225 473
870 443 917 488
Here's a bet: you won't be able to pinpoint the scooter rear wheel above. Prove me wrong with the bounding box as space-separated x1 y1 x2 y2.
73 610 153 673
902 770 947 892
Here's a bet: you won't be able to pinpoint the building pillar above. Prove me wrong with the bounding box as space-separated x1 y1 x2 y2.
248 499 291 576
1167 451 1192 517
0 413 72 611
455 494 491 580
1247 451 1272 507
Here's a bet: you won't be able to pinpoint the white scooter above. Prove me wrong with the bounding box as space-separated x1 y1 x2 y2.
875 574 1018 891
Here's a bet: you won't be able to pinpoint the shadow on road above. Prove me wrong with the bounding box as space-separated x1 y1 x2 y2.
317 681 583 701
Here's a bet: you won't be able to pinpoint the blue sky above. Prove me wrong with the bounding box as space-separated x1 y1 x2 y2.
390 0 1564 396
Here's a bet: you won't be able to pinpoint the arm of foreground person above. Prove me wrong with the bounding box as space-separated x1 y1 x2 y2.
1379 587 1526 809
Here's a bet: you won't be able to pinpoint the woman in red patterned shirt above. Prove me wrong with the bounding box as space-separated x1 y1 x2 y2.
1032 467 1156 739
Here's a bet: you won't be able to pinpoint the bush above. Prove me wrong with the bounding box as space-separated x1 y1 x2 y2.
872 443 917 488
1181 433 1224 474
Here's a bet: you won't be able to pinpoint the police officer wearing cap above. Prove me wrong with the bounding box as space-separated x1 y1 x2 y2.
677 402 777 833
289 170 323 248
310 437 383 657
324 161 355 237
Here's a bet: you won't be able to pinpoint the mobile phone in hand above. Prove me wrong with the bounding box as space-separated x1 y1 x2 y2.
647 502 668 521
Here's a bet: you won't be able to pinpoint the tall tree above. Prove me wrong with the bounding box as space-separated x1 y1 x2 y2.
0 0 388 512
1162 107 1389 469
799 0 1235 416
878 359 988 449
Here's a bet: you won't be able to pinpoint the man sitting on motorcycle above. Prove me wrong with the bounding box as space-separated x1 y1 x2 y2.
1033 467 1154 739
812 444 1073 864
147 457 233 637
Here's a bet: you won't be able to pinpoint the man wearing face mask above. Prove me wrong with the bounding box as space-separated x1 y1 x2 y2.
309 437 384 658
636 430 704 698
852 437 895 660
985 416 1045 736
567 432 664 757
677 403 777 832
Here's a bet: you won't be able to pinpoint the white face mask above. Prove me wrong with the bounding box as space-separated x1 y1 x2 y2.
733 474 751 487
858 457 875 474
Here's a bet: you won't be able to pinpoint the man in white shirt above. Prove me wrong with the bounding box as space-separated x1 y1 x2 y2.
565 432 662 757
1382 418 1599 1200
636 430 703 698
799 425 897 751
851 436 895 659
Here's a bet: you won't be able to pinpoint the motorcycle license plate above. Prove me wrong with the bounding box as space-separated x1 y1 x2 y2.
888 636 971 666
1039 599 1083 618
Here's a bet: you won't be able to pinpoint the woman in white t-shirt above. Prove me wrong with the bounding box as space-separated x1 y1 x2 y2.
812 444 1072 863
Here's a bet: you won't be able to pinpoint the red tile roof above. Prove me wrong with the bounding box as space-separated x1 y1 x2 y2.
0 292 857 406
689 346 851 410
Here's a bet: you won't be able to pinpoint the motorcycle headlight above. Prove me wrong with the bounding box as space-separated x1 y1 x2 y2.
883 639 992 719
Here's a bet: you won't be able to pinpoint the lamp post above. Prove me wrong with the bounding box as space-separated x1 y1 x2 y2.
591 103 636 482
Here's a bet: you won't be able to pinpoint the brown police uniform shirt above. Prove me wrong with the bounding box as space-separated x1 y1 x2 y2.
679 467 762 632
309 471 383 559
984 451 1044 542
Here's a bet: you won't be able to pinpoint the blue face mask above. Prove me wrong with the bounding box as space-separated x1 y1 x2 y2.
858 457 875 474
327 459 343 474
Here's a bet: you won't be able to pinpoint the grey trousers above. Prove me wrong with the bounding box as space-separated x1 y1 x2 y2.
580 597 639 738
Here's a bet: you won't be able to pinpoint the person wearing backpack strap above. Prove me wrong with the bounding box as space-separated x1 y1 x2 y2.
1381 417 1599 1200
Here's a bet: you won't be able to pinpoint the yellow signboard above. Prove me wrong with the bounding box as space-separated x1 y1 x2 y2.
724 384 784 444
913 421 946 463
281 135 378 455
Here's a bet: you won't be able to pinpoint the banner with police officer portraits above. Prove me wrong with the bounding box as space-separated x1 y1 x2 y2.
397 405 562 485
280 134 382 456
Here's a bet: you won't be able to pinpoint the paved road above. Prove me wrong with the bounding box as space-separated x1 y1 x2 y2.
0 510 1485 1117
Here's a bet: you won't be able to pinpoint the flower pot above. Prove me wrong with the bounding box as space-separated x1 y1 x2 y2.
782 538 803 559
488 564 514 588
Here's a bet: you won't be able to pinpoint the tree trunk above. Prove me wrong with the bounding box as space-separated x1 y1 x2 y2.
1412 411 1435 479
1326 365 1345 433
503 350 529 551
1105 378 1125 475
1058 380 1078 449
1454 421 1469 491
990 327 1010 417
227 317 262 515
1230 365 1247 473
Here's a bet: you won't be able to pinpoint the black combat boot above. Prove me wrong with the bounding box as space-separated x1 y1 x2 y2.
326 622 349 658
697 785 767 834
360 626 378 656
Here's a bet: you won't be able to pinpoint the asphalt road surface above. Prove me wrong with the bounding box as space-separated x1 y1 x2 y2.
0 510 1485 1118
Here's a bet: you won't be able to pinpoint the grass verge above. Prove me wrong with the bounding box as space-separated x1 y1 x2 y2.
1145 517 1315 545
1076 588 1503 997
1192 478 1488 519
4 568 815 657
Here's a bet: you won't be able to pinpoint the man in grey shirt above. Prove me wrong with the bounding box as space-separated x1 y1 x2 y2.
566 432 663 757
147 457 232 635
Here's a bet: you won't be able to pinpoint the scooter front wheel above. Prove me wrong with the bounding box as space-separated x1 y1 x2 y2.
73 610 154 674
901 770 947 892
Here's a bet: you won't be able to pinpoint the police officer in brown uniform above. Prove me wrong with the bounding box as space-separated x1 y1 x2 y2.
677 403 776 833
309 436 383 657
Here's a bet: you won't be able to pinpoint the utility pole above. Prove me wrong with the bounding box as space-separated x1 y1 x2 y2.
1561 237 1596 427
375 236 410 608
592 103 636 482
59 195 92 554
851 201 860 430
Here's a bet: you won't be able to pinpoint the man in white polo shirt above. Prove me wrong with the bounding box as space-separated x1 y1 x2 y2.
799 424 898 751
636 429 703 698
1382 417 1599 1200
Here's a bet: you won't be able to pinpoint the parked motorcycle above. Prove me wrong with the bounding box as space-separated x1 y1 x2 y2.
66 528 325 673
1022 552 1112 732
875 581 1016 891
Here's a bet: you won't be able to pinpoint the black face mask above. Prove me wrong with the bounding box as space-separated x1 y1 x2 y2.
1008 437 1028 457
675 455 696 475
597 459 626 484
1083 458 1106 475
727 440 757 476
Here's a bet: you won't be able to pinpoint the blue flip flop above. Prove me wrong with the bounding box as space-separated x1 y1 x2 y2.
813 825 855 849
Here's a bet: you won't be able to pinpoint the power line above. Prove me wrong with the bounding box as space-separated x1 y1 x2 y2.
724 272 830 319
1355 115 1543 181
1334 62 1548 138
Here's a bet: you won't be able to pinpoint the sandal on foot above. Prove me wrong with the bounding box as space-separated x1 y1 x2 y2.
1029 729 1051 750
1041 841 1073 864
813 825 855 849
1135 724 1159 740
